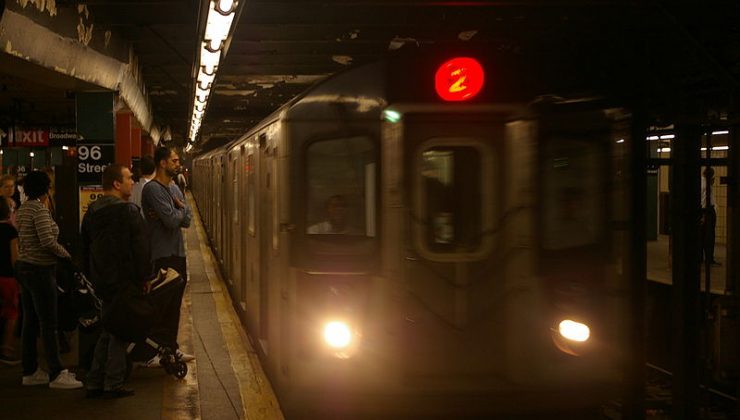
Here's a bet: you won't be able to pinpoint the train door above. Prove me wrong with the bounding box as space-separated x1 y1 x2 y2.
533 104 628 371
245 141 261 333
399 110 499 377
258 132 272 353
213 155 221 259
223 154 232 285
219 155 226 265
238 145 248 314
229 150 241 289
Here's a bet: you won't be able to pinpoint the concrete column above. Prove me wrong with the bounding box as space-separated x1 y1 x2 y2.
72 91 116 259
671 123 701 420
143 136 155 157
115 112 132 167
132 126 142 158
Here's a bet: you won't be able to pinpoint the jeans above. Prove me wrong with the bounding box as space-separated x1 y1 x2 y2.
15 261 63 379
86 328 128 391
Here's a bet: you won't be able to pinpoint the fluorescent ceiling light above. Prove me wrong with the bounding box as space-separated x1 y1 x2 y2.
204 4 236 50
188 1 240 142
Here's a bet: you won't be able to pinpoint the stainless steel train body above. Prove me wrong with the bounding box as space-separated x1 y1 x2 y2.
192 52 632 416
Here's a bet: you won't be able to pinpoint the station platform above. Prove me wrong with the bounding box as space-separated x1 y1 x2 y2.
0 193 283 420
647 234 729 294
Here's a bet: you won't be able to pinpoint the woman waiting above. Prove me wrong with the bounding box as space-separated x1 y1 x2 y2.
15 171 82 389
0 174 17 226
0 198 19 364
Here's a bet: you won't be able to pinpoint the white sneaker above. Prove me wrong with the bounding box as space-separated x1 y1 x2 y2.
176 350 195 362
136 355 160 368
22 368 49 386
49 369 83 389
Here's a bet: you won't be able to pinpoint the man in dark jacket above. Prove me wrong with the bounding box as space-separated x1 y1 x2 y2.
81 164 150 399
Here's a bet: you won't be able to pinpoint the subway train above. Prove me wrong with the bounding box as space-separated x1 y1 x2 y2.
191 49 633 417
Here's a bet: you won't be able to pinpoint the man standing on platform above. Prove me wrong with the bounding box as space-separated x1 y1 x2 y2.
139 146 194 366
82 164 150 398
701 166 721 266
131 156 155 209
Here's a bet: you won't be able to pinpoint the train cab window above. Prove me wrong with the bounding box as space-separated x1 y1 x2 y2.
541 138 605 250
417 145 484 256
306 137 376 237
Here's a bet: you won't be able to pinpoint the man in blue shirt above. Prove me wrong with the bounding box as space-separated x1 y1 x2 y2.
139 146 194 365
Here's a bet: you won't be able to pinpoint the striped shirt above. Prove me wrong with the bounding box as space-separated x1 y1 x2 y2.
16 199 70 266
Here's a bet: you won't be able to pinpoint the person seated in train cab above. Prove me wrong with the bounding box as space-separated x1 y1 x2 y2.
308 194 357 234
421 158 454 245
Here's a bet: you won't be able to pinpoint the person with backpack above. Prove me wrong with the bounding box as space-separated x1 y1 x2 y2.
81 164 151 399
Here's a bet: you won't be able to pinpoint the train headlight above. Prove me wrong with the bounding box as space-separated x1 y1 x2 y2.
323 321 353 349
558 319 590 342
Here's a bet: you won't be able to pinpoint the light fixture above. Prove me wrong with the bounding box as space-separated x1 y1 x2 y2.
188 0 240 143
383 109 401 123
215 0 236 14
324 321 353 349
558 320 590 343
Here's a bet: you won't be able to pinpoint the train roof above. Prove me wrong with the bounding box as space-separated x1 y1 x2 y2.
194 44 629 160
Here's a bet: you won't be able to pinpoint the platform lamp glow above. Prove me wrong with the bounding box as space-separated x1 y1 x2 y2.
435 57 485 102
187 0 240 145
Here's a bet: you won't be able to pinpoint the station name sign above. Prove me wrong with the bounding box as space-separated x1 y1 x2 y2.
77 144 115 183
1 126 79 147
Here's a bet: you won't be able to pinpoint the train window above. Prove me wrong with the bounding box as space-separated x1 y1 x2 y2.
541 138 604 249
418 145 483 254
306 136 376 237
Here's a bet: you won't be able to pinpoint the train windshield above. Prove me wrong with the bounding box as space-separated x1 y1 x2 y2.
541 137 605 249
419 145 482 253
306 136 376 237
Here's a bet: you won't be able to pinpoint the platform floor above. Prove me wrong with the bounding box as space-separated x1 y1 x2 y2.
0 193 283 420
647 234 728 294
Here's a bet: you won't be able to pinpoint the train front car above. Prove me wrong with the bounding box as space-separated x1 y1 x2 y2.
372 56 631 416
194 49 632 418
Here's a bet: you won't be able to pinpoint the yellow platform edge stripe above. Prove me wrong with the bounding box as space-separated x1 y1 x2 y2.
162 213 201 420
189 193 284 420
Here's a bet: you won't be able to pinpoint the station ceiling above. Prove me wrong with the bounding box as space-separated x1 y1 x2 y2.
1 1 739 152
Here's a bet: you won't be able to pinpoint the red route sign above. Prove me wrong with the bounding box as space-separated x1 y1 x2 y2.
434 57 485 102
